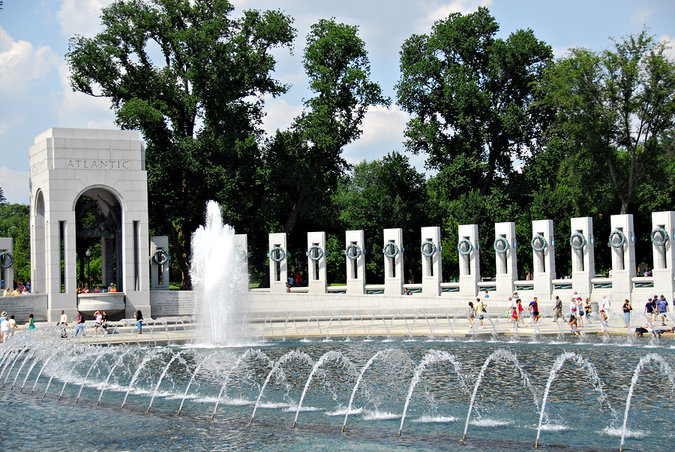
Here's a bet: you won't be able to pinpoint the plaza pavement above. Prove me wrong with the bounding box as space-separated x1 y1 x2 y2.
17 312 671 346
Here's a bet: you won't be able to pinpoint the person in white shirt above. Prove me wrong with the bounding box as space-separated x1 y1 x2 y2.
0 312 9 343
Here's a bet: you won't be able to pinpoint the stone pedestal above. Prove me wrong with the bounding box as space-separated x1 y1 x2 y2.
495 222 517 295
532 219 555 301
307 231 327 294
150 236 169 290
458 224 480 297
268 233 288 294
570 217 595 299
651 211 674 298
0 237 14 291
609 214 635 302
383 228 404 296
421 226 442 296
345 230 365 295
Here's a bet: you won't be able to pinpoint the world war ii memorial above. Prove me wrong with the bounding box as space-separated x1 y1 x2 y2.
0 2 673 451
0 126 671 451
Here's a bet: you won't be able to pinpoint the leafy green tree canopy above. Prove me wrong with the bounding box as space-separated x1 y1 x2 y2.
265 18 389 237
334 152 428 282
396 7 552 196
537 30 675 214
66 0 295 287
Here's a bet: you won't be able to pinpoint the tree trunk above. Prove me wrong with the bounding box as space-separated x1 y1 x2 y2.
165 219 191 289
284 195 305 237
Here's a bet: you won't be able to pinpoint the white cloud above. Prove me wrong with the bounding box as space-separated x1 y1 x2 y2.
630 6 656 27
56 0 114 37
260 97 304 136
57 60 116 129
0 166 30 205
551 46 574 59
659 35 675 60
0 26 60 98
0 113 25 138
342 103 409 163
415 0 493 33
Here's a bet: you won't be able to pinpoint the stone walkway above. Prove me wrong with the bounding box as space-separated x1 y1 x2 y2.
15 313 673 345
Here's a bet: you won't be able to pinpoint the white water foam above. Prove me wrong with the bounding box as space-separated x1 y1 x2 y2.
412 415 457 423
284 405 321 413
326 407 363 417
470 418 513 427
362 410 401 421
604 426 647 438
257 401 291 409
538 423 569 431
222 397 253 406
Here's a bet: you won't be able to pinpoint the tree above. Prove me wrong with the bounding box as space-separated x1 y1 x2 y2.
538 31 675 214
0 187 5 204
67 0 295 287
334 153 429 283
265 19 389 241
396 7 552 197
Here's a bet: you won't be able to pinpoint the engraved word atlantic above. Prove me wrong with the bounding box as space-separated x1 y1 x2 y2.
66 159 130 170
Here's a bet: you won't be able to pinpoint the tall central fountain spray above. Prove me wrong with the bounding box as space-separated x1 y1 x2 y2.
191 201 249 345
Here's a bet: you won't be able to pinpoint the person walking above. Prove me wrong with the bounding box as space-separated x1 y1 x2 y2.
553 296 563 322
93 311 102 335
74 311 85 337
475 297 486 327
58 310 68 338
599 309 609 335
576 297 584 327
645 298 657 323
657 295 669 325
28 313 35 331
529 297 540 325
622 299 632 327
8 315 18 337
467 301 475 328
510 301 519 326
568 315 580 336
516 298 525 327
569 297 578 321
135 310 143 334
101 311 108 334
584 298 593 323
0 312 9 343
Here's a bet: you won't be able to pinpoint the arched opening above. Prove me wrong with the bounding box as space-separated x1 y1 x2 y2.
33 190 46 293
75 188 123 292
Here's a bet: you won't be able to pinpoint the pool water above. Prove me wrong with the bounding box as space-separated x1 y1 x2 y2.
0 334 673 451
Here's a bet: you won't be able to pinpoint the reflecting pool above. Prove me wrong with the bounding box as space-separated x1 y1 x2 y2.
0 332 673 451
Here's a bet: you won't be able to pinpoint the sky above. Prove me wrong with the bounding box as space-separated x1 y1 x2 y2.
0 0 673 204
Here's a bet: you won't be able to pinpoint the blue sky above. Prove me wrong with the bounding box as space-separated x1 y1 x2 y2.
0 0 673 204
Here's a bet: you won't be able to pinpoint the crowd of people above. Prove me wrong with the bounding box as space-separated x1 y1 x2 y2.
77 282 117 294
0 310 35 343
2 281 31 297
466 290 672 339
286 272 307 291
58 309 142 338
